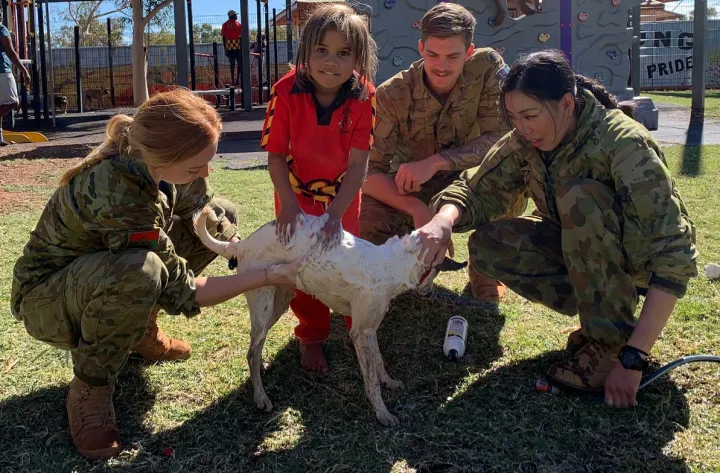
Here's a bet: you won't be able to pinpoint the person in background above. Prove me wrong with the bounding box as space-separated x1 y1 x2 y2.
0 11 31 146
221 9 243 86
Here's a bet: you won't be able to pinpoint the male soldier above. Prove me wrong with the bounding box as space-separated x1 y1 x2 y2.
359 3 525 302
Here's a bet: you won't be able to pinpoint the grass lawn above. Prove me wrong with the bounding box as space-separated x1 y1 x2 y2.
1 146 719 473
645 89 720 119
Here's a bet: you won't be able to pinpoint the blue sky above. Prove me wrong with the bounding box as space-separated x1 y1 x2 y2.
194 0 289 17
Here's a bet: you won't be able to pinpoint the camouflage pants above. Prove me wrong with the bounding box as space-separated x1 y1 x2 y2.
359 171 462 245
17 198 237 386
470 178 644 345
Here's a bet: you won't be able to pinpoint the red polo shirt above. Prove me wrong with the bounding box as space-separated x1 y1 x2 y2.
221 19 242 40
260 68 376 205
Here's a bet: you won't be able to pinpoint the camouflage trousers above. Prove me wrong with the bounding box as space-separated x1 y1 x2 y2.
17 198 236 386
359 171 463 245
470 178 646 345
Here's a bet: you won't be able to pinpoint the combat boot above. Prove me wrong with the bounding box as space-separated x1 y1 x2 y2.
468 265 507 302
564 326 588 354
66 377 121 460
133 307 191 362
546 339 622 394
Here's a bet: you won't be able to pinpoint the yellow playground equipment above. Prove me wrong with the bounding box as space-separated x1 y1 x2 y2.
2 130 49 143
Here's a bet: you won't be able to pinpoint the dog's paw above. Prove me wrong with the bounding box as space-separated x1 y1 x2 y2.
376 409 399 427
383 378 405 391
254 394 274 412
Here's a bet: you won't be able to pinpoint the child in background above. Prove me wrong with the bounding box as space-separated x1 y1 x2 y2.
260 3 378 373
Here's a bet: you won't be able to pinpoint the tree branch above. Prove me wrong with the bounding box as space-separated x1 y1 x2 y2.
142 0 173 27
95 1 132 18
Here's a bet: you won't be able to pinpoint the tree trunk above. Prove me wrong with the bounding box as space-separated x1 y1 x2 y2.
132 0 149 106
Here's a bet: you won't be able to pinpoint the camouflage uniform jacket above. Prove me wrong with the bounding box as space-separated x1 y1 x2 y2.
11 154 237 319
431 89 698 298
368 47 510 177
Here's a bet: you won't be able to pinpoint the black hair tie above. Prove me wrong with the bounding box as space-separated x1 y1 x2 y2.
228 257 238 270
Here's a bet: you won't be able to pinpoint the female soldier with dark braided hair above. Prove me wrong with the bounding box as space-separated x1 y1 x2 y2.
416 50 698 408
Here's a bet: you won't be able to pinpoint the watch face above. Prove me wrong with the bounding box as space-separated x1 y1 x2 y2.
620 348 645 370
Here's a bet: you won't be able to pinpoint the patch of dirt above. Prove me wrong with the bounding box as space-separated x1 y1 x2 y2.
0 158 82 214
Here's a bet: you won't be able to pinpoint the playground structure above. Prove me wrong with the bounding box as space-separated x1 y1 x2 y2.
0 0 293 132
371 0 660 129
0 0 712 133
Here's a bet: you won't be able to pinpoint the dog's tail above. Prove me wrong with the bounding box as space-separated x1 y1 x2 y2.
194 206 235 260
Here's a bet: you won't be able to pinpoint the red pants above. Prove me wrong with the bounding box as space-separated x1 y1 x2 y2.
274 191 360 344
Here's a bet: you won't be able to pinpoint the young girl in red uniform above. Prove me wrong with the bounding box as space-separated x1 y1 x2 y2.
260 4 378 372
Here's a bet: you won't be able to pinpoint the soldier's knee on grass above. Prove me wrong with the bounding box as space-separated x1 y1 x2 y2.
211 197 238 225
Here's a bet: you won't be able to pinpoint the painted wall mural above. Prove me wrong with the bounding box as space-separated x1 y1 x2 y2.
371 0 643 100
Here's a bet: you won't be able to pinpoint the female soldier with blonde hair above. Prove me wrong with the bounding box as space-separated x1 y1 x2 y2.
11 89 301 460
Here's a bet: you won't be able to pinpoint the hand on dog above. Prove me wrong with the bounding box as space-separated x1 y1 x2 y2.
276 203 302 244
411 205 454 258
417 214 453 266
318 213 342 252
267 258 306 286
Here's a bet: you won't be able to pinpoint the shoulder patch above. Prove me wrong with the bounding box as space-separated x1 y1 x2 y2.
128 228 160 250
497 64 511 81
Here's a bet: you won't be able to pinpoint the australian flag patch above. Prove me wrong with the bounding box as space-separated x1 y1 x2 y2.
497 64 511 81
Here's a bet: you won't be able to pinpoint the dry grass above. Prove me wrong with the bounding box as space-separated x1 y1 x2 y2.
0 147 718 472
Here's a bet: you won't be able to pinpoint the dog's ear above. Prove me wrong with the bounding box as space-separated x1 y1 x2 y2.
435 257 468 272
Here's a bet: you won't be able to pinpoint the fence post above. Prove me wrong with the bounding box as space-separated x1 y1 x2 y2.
256 0 263 105
265 2 270 101
691 0 707 114
187 0 196 90
631 7 640 97
37 0 48 121
285 0 293 64
273 8 278 84
107 19 116 107
240 0 252 110
74 26 83 113
212 41 220 107
28 0 40 127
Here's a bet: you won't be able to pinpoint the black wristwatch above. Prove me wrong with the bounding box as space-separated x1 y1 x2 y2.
619 345 649 371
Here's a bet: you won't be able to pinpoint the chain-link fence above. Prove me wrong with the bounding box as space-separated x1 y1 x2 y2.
638 0 720 89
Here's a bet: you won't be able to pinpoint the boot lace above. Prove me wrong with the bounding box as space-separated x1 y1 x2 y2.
77 384 115 429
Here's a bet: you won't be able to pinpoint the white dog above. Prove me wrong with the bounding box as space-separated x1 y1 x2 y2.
194 207 465 426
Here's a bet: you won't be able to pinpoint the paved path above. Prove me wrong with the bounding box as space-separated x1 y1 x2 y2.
2 101 719 167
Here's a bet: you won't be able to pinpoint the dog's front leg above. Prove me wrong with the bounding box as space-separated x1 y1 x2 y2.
350 325 399 427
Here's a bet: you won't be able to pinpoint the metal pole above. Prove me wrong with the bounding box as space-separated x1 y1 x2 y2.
691 0 707 114
74 25 82 113
45 0 54 127
174 0 189 87
286 0 293 64
631 6 640 97
240 0 252 109
107 19 116 106
273 8 278 84
187 0 196 90
212 41 220 107
256 0 263 105
28 0 40 127
37 0 48 121
265 2 270 101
